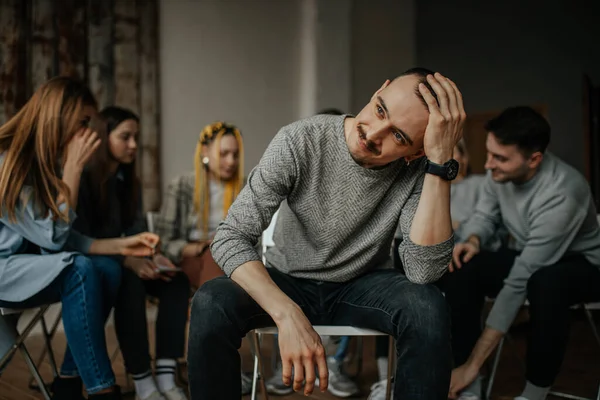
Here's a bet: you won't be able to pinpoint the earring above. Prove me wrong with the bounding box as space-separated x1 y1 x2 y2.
202 157 209 166
406 159 411 166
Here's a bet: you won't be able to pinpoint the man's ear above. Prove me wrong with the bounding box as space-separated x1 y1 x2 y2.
528 151 544 170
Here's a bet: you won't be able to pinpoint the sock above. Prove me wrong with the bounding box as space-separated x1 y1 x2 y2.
519 380 550 400
462 374 482 397
132 370 158 400
156 359 177 393
377 357 388 382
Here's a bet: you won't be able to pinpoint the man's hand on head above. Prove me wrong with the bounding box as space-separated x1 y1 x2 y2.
419 72 467 164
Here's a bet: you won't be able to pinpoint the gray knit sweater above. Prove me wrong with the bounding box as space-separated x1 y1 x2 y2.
461 152 600 333
211 115 453 284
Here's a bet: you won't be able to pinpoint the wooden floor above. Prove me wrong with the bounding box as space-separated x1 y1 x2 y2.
1 308 598 399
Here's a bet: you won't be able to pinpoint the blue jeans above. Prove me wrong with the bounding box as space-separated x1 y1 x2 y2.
0 255 122 394
188 267 451 400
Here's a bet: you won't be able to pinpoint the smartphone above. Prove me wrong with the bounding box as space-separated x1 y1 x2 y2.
156 265 183 273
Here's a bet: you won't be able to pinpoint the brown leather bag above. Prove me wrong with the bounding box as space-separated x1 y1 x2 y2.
180 250 224 290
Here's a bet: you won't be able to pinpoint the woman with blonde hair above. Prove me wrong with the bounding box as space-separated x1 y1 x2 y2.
155 121 252 394
0 77 158 400
156 121 244 288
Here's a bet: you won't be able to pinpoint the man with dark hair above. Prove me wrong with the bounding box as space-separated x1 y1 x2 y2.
187 68 466 400
443 106 600 400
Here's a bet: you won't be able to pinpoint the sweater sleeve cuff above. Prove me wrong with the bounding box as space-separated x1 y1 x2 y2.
485 289 527 334
66 230 94 253
215 247 262 277
399 234 454 284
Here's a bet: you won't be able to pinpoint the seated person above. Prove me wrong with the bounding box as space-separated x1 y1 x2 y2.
267 107 361 399
0 77 157 400
371 137 506 399
442 107 600 400
154 121 253 395
74 106 190 400
187 68 466 400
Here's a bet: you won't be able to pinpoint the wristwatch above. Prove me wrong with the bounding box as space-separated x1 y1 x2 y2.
424 159 459 181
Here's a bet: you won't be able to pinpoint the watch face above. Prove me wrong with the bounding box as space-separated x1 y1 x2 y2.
446 159 459 180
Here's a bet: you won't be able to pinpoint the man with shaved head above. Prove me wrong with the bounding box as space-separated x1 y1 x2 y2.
187 68 466 400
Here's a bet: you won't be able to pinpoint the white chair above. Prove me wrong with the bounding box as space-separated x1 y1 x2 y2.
250 209 395 400
0 306 59 400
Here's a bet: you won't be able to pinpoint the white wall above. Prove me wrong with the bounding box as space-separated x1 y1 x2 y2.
159 0 416 194
159 0 303 189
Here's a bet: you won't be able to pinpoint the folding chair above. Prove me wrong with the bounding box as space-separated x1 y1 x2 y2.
251 209 396 400
0 306 59 400
486 302 600 400
249 326 395 400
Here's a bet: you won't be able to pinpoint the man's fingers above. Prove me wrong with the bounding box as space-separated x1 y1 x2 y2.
280 358 292 386
303 358 316 396
426 74 450 115
447 79 466 121
463 250 476 264
418 83 441 115
315 347 328 392
292 358 304 392
435 73 459 119
452 248 463 268
448 262 455 273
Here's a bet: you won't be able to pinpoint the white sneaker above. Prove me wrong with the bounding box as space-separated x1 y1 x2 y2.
367 379 393 400
135 391 166 400
241 372 253 396
457 392 481 400
161 387 188 400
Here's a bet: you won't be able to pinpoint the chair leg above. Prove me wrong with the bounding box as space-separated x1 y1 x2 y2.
385 336 394 400
20 344 51 400
28 308 61 391
250 331 269 400
584 305 600 351
41 313 59 378
485 337 504 400
350 337 364 379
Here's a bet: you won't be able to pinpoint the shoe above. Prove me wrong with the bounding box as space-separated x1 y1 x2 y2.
135 391 166 400
161 387 188 400
265 365 294 395
89 386 123 399
322 356 360 398
51 376 85 400
367 379 393 400
241 371 253 396
457 392 481 400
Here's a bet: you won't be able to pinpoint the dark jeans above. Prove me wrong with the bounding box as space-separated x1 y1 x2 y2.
0 255 121 394
439 248 600 387
187 267 452 400
114 268 190 375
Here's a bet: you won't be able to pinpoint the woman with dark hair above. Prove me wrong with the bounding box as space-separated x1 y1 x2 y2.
74 106 190 400
0 77 158 400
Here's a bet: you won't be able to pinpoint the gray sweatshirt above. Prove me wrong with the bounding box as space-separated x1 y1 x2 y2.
211 114 453 284
460 152 600 332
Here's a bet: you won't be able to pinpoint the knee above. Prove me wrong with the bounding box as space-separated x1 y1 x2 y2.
190 277 239 337
172 272 191 294
396 284 449 343
527 268 562 309
68 255 102 286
